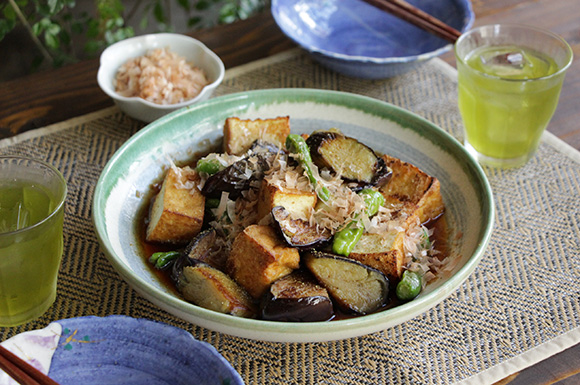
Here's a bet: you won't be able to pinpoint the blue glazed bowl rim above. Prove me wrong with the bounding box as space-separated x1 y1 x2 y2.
271 0 475 64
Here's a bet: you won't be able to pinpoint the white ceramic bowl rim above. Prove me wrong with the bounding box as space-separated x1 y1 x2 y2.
97 33 225 110
93 88 494 342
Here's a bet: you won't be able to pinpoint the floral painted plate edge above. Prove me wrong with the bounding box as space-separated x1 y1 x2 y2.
93 88 495 343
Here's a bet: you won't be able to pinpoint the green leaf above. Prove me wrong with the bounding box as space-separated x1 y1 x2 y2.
218 3 237 24
32 21 43 35
84 39 102 54
153 1 165 23
2 3 17 20
0 19 16 41
86 19 99 38
48 0 65 14
187 16 201 28
195 0 211 11
47 22 61 35
44 29 59 49
139 15 148 30
177 0 190 11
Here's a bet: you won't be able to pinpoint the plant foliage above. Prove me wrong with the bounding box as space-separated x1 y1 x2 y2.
1 0 267 70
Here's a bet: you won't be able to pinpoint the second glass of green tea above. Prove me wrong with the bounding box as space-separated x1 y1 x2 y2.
455 24 573 168
0 156 67 326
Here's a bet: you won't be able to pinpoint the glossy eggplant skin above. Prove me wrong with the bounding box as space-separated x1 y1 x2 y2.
201 141 285 200
260 270 334 322
306 131 391 190
271 206 332 249
304 250 390 315
171 228 224 284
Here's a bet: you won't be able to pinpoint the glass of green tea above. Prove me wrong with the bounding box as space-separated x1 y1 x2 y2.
455 24 573 168
0 156 67 326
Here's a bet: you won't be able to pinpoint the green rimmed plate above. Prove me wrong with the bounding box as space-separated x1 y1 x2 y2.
93 89 494 343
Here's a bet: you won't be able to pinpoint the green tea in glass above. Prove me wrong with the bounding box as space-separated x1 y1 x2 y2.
455 25 573 168
0 157 67 326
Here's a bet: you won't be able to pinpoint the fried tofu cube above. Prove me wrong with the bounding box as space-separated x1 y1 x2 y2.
223 116 290 155
348 231 406 281
146 167 205 244
227 224 300 298
379 155 445 226
257 178 317 221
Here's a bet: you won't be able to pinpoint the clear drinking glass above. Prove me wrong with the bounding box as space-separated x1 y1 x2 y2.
0 156 67 326
455 24 573 168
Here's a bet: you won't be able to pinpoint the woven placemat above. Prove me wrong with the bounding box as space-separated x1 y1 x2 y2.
1 49 579 385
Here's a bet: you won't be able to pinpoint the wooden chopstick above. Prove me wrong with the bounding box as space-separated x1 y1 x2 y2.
361 0 462 43
0 345 59 385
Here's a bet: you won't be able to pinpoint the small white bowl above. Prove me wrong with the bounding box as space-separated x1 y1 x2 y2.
97 33 225 123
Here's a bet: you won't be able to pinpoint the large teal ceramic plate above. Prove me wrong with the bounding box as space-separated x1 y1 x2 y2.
93 89 494 343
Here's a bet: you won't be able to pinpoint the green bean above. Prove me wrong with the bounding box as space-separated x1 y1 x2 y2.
149 251 180 270
396 270 423 301
285 134 330 202
195 158 222 175
332 222 364 256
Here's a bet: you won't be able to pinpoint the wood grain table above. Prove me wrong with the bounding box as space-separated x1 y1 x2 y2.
1 2 578 384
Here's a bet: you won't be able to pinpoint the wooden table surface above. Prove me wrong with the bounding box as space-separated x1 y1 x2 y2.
1 1 578 384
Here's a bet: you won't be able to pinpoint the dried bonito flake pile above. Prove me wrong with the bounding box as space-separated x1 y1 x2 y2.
114 47 208 105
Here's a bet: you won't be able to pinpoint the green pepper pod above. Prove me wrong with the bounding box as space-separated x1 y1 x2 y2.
360 188 385 217
149 251 180 270
195 158 222 175
331 188 385 257
285 134 330 202
396 270 423 301
332 222 364 256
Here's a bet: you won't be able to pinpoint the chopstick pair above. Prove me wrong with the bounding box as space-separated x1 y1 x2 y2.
0 345 59 385
360 0 462 43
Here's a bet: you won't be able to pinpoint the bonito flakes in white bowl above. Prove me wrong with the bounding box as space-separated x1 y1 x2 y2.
115 47 209 105
98 33 224 123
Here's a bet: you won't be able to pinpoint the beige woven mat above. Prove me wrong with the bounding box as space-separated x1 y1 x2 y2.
1 49 579 385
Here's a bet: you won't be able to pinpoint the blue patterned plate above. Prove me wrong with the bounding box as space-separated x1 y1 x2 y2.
0 315 243 385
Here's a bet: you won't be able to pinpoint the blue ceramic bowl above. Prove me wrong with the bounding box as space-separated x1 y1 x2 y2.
0 315 244 385
271 0 474 78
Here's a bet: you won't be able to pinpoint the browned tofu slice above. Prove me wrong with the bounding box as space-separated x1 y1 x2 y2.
257 178 317 221
379 155 445 226
146 167 205 244
227 224 300 298
348 231 406 281
223 116 290 155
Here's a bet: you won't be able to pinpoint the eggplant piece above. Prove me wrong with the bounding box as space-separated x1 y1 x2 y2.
306 131 391 189
271 206 332 249
178 261 256 318
171 229 225 284
304 250 390 315
261 270 334 322
249 139 286 154
202 142 284 200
